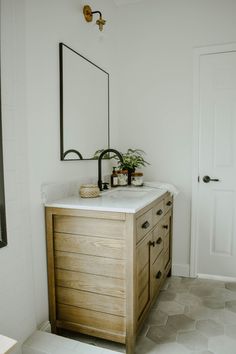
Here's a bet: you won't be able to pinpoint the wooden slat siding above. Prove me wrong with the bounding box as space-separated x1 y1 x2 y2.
45 209 57 333
46 207 126 221
54 233 125 259
54 215 125 239
56 286 125 316
55 269 126 298
55 251 125 278
125 213 136 354
57 304 126 340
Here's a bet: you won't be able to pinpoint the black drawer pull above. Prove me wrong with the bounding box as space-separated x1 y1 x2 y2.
142 221 150 229
156 209 163 216
156 237 162 245
149 241 155 247
166 201 172 206
156 271 162 279
163 225 168 229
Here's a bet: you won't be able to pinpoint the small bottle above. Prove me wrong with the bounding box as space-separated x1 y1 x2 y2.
117 170 128 186
111 167 118 187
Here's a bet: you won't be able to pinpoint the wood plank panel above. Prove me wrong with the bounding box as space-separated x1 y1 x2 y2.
54 233 125 259
57 304 126 336
54 215 125 239
56 286 125 316
55 251 125 278
55 269 126 298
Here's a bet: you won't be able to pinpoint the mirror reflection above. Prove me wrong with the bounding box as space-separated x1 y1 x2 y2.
60 43 110 160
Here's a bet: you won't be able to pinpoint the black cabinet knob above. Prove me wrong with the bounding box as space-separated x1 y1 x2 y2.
163 225 168 229
149 241 155 247
156 209 163 216
156 237 162 245
142 221 150 229
166 201 172 206
156 271 162 279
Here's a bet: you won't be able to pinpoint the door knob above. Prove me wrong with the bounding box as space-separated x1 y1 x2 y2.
203 175 220 183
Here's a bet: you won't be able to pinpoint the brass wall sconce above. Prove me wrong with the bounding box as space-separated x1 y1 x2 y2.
83 5 106 31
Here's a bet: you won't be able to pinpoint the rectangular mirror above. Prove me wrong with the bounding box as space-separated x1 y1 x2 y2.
59 43 110 160
0 35 7 248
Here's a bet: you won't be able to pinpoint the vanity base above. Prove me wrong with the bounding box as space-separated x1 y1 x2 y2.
45 192 173 354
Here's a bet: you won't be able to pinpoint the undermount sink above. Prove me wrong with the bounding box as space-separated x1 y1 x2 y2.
102 187 153 199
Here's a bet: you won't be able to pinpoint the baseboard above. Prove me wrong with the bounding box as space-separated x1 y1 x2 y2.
197 273 236 282
38 321 51 333
172 263 190 277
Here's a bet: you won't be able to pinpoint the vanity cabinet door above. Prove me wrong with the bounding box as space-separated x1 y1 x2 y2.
136 231 152 320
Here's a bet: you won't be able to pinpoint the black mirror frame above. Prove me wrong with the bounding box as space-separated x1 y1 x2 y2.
59 42 110 161
0 30 7 248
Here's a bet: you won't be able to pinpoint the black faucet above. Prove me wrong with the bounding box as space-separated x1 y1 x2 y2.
98 148 123 191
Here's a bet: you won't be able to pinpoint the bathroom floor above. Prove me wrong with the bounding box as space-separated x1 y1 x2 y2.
61 276 236 354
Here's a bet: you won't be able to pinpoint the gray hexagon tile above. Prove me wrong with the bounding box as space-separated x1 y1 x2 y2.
145 309 168 326
167 314 195 331
144 342 193 354
225 324 236 340
185 304 220 321
190 286 215 298
225 283 236 292
158 291 176 302
208 335 236 354
176 292 202 307
213 287 236 301
146 323 177 344
226 300 236 313
201 296 225 310
196 319 224 337
157 301 185 316
216 308 236 325
177 330 208 351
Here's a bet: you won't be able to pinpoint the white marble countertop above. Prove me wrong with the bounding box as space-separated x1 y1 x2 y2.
45 186 167 213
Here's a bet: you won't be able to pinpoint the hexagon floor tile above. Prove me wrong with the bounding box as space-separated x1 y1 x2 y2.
196 319 224 337
60 276 236 354
177 330 208 351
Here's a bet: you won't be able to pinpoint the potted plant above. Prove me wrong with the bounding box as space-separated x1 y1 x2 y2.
116 149 150 185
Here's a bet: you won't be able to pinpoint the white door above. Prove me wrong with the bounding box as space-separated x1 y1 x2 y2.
196 50 236 278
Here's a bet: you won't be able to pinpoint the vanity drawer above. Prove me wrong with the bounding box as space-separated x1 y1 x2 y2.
151 224 164 264
164 194 173 214
160 212 171 236
152 200 165 226
151 253 164 297
136 209 153 243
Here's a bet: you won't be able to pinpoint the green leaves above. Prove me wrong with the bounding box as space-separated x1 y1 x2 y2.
117 149 150 170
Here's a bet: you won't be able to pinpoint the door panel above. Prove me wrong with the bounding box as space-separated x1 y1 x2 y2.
197 51 236 277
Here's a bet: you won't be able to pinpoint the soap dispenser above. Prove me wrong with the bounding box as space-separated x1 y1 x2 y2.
111 167 118 187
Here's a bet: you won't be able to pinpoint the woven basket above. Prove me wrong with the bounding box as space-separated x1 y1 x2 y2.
79 184 100 198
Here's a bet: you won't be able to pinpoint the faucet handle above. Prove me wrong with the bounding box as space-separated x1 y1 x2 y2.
102 182 109 190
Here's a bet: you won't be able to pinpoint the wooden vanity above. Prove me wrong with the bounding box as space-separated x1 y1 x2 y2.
45 189 173 354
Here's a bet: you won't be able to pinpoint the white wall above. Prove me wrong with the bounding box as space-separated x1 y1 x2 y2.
25 0 119 327
114 0 236 275
0 0 119 351
0 1 37 353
